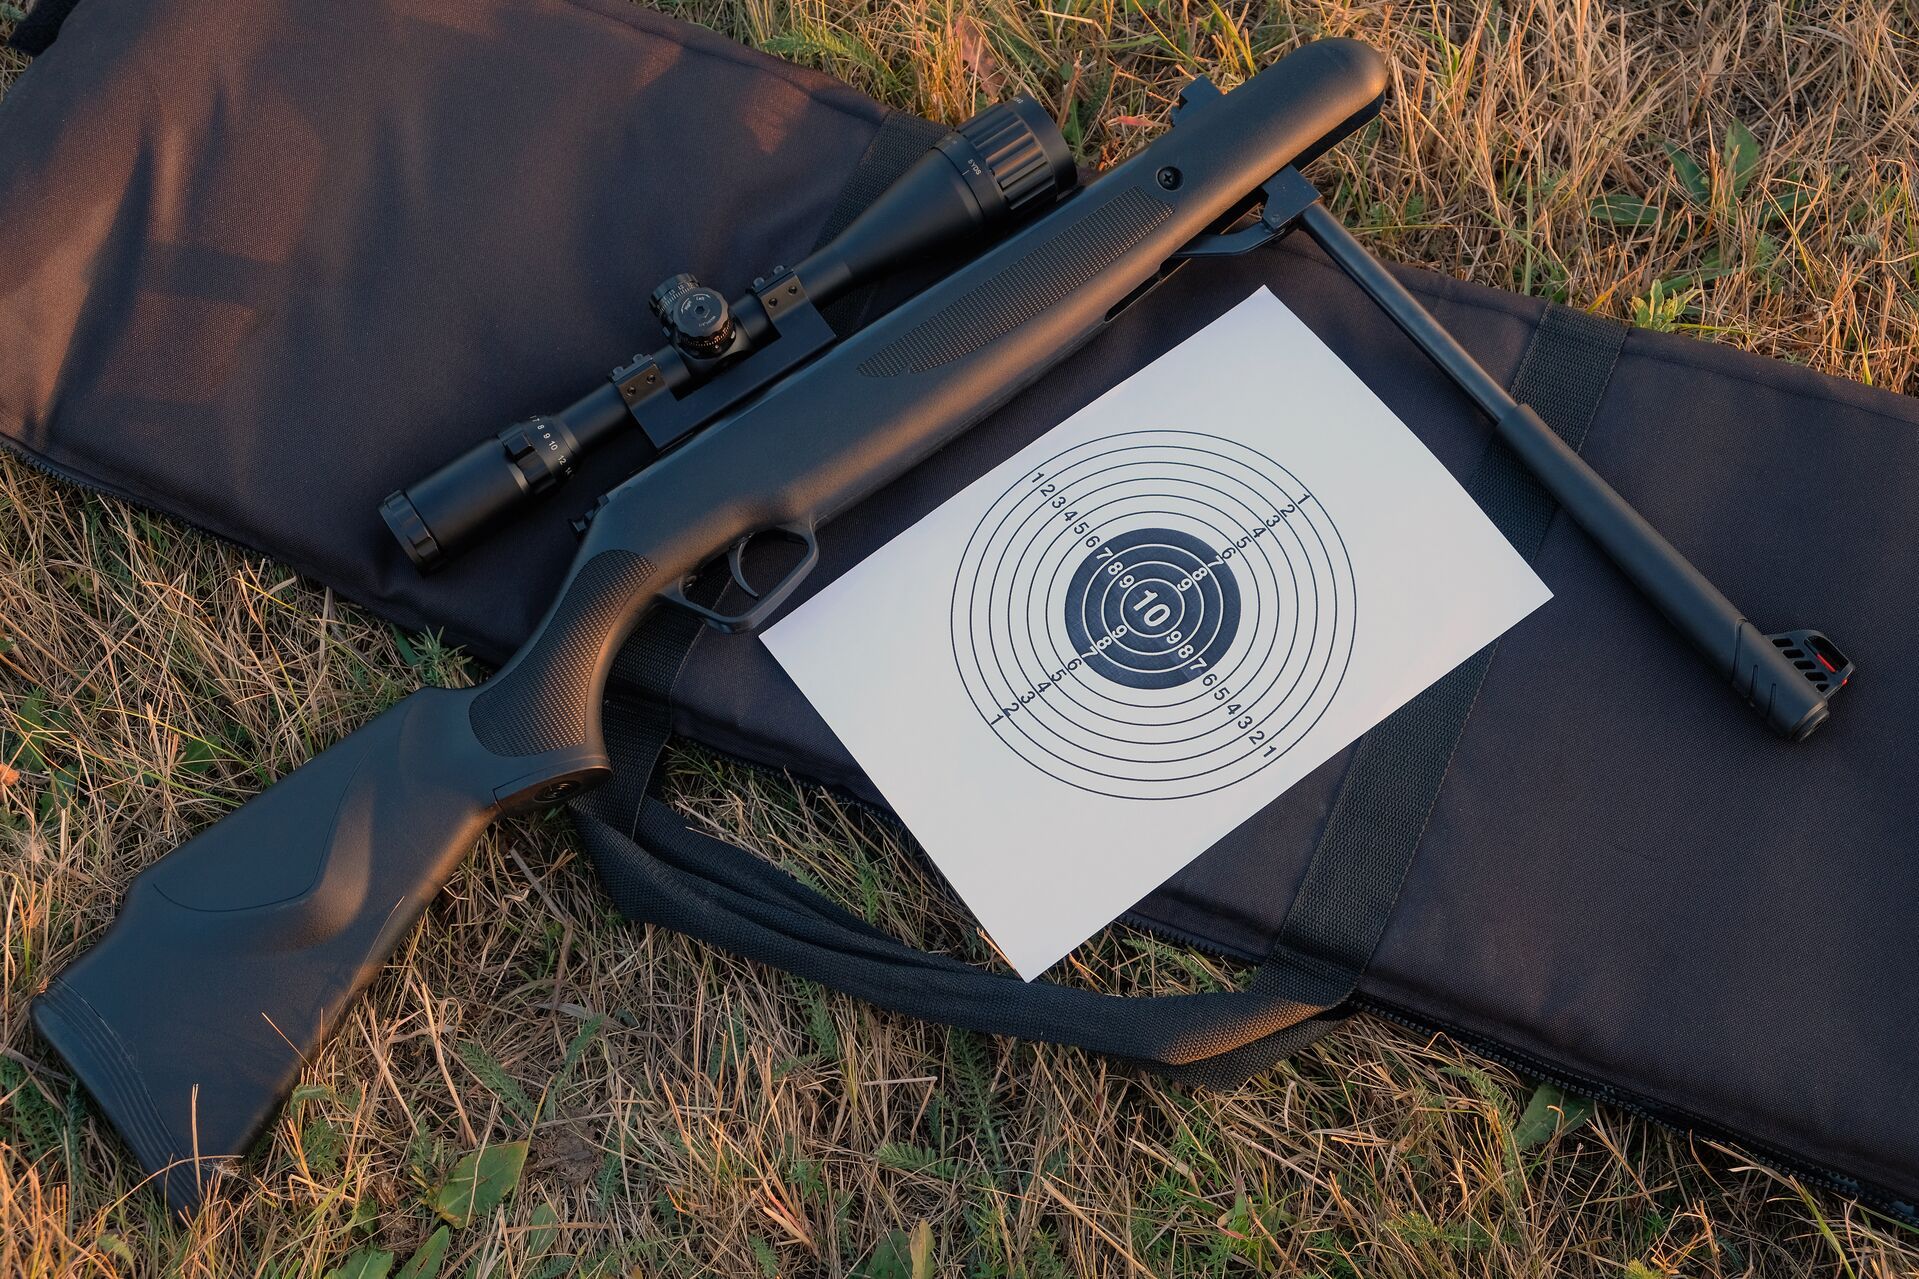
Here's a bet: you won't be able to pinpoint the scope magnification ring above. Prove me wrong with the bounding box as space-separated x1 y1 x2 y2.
950 429 1356 800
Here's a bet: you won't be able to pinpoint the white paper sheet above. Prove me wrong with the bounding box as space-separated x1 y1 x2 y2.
763 289 1551 978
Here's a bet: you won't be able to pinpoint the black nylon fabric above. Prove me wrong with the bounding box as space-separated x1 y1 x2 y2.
6 0 1919 1214
1509 307 1629 436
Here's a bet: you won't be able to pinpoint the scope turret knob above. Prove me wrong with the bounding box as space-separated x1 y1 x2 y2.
649 273 736 359
648 272 697 321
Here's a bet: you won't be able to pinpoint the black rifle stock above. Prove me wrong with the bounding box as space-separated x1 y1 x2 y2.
34 39 1390 1210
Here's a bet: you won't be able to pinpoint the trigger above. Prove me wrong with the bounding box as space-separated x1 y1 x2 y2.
727 537 763 599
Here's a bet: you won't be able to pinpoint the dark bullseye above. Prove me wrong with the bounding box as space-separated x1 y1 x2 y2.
1062 526 1241 690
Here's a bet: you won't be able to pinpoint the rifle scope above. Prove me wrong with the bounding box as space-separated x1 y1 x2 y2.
382 96 1076 571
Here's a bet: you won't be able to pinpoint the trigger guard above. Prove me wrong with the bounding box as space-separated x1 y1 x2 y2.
661 521 819 635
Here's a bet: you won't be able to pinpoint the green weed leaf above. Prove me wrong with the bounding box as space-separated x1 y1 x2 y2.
874 1141 958 1180
1724 119 1761 201
12 689 55 772
1631 279 1693 332
854 1221 936 1279
1664 143 1711 207
1059 93 1083 150
455 1041 535 1128
0 1055 71 1160
428 1140 528 1228
394 1227 450 1279
322 1249 394 1279
1692 246 1738 286
525 1200 559 1259
177 735 217 776
534 1016 604 1124
390 627 421 666
348 1194 381 1234
1590 193 1661 228
1514 1082 1595 1150
92 1234 136 1267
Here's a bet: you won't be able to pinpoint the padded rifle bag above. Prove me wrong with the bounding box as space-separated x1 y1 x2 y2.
4 0 1917 1218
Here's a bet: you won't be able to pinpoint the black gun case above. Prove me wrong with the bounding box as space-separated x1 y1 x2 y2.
5 0 1917 1218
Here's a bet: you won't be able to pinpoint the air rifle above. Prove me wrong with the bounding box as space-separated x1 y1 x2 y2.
33 38 1849 1212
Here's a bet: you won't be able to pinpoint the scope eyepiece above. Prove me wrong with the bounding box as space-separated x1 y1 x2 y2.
380 414 585 571
379 489 441 570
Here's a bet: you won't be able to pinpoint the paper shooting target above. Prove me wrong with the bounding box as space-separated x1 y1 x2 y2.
949 429 1356 799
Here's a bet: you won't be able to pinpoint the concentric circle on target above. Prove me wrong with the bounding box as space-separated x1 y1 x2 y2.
1062 526 1239 690
949 429 1356 800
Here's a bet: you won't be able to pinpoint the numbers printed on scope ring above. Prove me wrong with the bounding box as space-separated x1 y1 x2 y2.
950 429 1357 800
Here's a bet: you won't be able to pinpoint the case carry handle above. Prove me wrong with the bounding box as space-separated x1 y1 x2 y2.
574 786 1357 1085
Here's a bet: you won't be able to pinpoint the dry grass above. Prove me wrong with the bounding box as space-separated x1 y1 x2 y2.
3 1 1918 1275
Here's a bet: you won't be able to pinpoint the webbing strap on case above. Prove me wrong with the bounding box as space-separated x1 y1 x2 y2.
1270 305 1627 1015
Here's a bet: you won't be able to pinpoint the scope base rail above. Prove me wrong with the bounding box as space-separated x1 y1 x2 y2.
613 272 838 456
